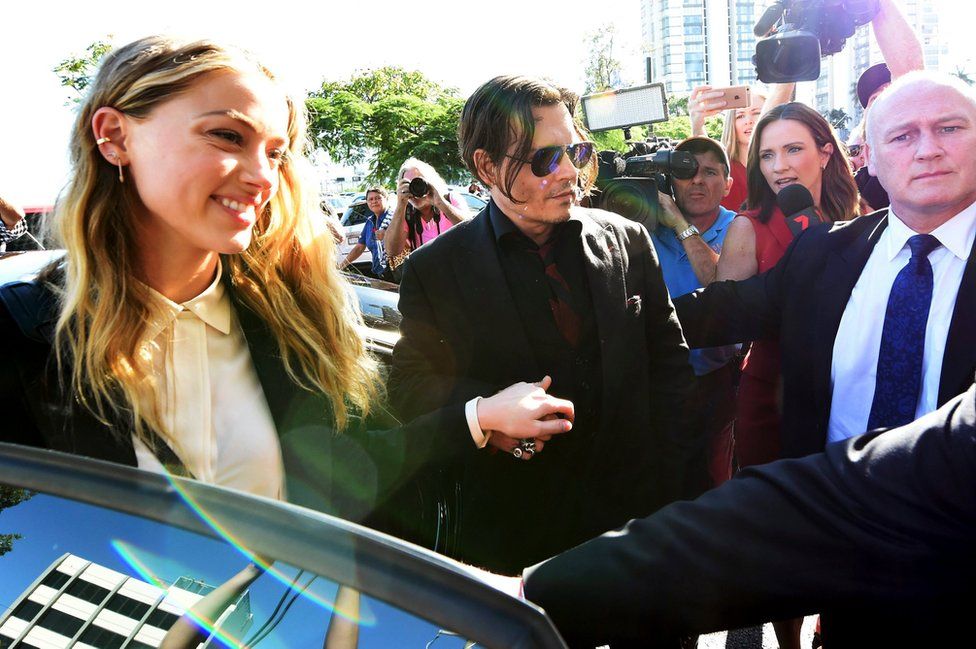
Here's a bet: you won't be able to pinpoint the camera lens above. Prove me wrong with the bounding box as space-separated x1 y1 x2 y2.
408 177 430 198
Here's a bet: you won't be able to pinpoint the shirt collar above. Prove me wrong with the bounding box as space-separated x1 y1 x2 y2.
701 206 737 243
488 198 582 248
886 199 976 262
144 260 232 340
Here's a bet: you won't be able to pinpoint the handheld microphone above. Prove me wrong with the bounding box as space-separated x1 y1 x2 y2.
776 183 822 238
754 1 786 37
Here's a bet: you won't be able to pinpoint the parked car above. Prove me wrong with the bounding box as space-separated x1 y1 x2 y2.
0 443 566 648
0 250 401 354
321 194 351 216
450 190 488 214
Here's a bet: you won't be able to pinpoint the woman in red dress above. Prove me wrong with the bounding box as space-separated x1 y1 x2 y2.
719 101 859 467
689 83 795 212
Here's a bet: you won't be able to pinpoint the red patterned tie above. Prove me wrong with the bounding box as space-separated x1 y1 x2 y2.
534 240 581 348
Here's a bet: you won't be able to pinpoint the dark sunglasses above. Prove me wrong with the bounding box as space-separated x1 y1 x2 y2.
508 141 595 177
847 144 863 156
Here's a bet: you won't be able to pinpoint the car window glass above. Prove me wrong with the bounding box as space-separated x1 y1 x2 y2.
462 195 486 212
0 487 479 648
342 204 370 227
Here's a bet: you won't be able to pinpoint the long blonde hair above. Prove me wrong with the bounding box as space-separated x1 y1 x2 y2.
45 35 379 440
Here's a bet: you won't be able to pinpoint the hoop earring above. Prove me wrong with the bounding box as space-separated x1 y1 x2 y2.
111 152 125 184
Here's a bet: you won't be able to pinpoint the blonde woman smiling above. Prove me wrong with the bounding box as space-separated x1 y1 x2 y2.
0 36 572 534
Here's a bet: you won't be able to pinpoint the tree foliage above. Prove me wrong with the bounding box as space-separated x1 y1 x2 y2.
54 39 113 105
583 24 623 94
824 108 851 133
951 66 975 86
0 486 34 558
667 94 689 117
306 67 468 185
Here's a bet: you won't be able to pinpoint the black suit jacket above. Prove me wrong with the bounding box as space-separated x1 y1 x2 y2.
524 380 976 648
0 273 470 538
388 205 697 573
675 210 976 457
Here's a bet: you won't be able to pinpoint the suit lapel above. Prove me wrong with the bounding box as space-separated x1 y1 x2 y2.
810 214 888 430
939 233 976 405
229 284 332 438
577 212 628 420
452 211 541 380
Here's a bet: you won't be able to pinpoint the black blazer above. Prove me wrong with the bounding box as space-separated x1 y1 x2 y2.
0 274 470 538
524 379 976 648
388 205 697 572
674 210 976 457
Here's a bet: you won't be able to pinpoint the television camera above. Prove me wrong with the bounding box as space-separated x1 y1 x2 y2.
582 83 699 232
753 0 881 82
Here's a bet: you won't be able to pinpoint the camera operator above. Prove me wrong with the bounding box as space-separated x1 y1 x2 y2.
652 137 740 487
383 158 470 278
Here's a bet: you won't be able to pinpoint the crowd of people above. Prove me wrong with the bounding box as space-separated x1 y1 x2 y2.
1 0 974 647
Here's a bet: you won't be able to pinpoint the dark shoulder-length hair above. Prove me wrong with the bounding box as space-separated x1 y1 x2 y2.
746 102 858 224
458 75 597 204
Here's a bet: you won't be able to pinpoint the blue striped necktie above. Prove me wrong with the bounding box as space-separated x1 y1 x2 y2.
867 233 941 430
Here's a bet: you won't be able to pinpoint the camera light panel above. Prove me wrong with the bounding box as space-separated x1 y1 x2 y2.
582 84 669 132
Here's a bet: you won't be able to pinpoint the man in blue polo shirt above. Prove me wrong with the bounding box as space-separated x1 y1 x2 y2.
339 185 394 279
651 136 739 486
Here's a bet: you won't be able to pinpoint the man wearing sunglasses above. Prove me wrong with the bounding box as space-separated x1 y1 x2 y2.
388 74 698 574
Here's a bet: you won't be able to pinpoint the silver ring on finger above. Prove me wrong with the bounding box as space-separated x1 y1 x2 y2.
514 439 536 459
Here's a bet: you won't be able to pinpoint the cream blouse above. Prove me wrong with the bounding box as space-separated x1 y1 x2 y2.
131 265 285 500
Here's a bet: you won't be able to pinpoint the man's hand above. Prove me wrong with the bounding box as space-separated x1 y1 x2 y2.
656 191 688 232
477 375 574 441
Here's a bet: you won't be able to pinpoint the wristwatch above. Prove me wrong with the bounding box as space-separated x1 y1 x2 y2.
675 224 700 241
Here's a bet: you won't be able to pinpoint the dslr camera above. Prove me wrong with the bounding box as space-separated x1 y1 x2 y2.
591 138 698 233
753 0 880 82
408 177 431 198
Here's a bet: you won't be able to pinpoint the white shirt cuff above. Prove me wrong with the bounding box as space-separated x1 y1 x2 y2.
465 396 491 448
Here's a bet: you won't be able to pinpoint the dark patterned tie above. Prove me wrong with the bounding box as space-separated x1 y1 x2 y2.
867 234 941 430
534 240 581 348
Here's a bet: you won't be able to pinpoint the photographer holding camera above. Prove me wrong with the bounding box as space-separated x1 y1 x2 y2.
383 158 470 279
652 137 740 487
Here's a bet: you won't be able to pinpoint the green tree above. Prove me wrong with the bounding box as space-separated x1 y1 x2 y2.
951 66 975 86
0 486 34 557
54 39 113 105
583 24 623 94
306 67 468 185
824 108 851 132
667 94 689 117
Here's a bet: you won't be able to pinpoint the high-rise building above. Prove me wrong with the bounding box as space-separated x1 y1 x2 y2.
0 553 252 649
641 0 762 94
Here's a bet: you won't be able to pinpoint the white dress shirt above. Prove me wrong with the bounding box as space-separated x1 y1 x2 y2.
132 265 285 500
828 201 976 443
